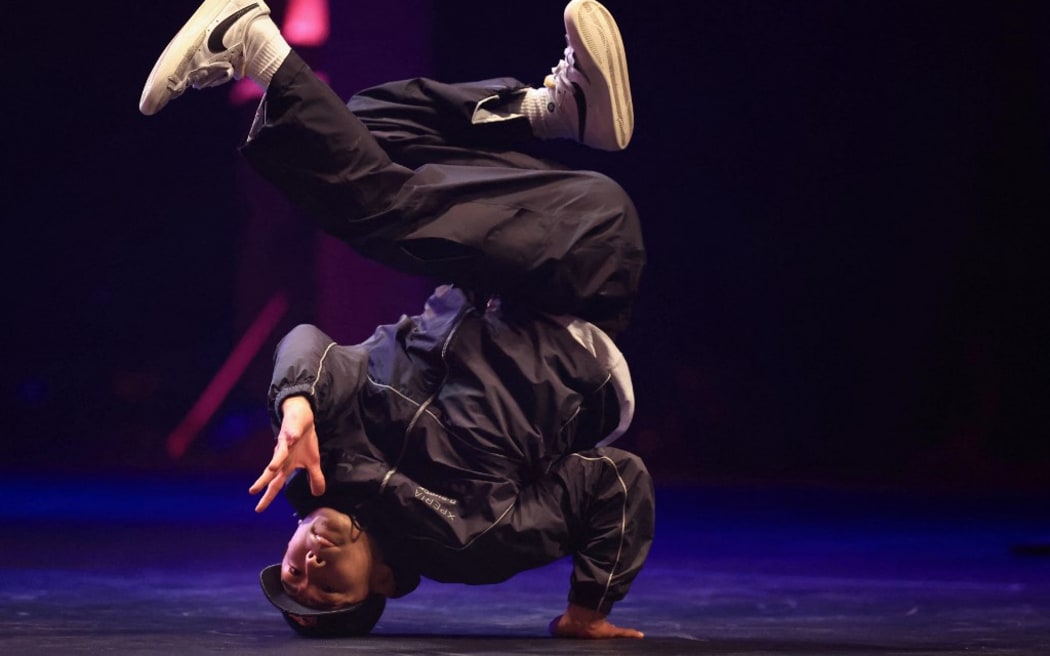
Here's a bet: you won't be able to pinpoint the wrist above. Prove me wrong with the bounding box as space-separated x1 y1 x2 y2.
562 603 606 626
281 394 312 414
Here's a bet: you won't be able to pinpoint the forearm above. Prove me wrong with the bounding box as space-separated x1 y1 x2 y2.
269 323 369 433
495 448 654 613
561 448 654 615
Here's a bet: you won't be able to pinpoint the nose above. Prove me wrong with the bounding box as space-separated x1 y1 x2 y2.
306 550 326 568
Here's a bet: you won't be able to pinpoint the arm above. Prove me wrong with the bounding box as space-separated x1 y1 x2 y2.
551 449 653 639
265 323 371 431
488 447 654 638
249 323 373 512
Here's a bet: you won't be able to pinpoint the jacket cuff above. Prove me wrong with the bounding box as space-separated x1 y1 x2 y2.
271 384 315 428
567 587 615 616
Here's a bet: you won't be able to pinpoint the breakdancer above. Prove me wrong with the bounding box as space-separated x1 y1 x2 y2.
141 0 652 640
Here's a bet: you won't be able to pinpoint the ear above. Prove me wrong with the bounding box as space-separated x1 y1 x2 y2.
371 562 398 598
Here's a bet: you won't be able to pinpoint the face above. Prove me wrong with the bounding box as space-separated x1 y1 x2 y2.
281 507 376 609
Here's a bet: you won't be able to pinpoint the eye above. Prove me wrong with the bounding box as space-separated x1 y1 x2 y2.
288 565 302 577
321 585 336 594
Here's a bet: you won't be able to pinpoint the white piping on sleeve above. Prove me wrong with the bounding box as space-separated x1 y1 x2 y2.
570 453 629 610
309 342 338 398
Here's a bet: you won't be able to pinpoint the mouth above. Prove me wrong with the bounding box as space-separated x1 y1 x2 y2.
308 516 346 548
311 528 339 549
302 507 351 548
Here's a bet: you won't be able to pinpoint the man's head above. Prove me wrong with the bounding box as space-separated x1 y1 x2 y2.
260 507 394 637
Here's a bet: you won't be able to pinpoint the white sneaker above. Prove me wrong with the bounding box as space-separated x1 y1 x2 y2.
139 0 271 116
544 0 634 151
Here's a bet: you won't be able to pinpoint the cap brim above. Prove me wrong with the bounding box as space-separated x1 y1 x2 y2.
259 564 387 637
259 563 367 617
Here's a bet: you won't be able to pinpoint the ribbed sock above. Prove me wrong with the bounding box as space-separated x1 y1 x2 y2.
522 86 573 141
243 16 292 88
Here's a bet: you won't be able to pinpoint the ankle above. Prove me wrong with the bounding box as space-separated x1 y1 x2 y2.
522 86 571 141
243 16 291 88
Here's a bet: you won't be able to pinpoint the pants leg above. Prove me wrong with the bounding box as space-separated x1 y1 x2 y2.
241 51 645 336
346 77 564 172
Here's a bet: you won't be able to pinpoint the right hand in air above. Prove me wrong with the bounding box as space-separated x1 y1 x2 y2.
248 395 327 512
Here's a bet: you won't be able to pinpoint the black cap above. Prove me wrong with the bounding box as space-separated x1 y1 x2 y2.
259 564 386 637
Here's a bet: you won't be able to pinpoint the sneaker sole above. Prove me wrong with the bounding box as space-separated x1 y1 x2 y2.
564 0 634 150
139 0 249 115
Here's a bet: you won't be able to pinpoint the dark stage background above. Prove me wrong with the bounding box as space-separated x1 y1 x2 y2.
5 0 1049 494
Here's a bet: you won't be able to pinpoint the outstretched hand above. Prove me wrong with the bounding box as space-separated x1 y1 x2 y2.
549 603 644 639
248 395 326 512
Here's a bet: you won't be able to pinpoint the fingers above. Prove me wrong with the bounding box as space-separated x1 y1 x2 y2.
307 463 327 497
248 467 276 496
254 476 284 513
249 464 284 510
248 441 289 495
608 626 644 639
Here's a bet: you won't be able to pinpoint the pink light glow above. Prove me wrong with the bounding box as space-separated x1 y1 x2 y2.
166 291 290 460
283 0 330 47
227 0 331 108
228 78 264 106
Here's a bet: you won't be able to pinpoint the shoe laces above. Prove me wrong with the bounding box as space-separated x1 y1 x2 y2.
544 43 577 93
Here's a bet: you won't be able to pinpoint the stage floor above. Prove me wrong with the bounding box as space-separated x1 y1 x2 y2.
1 475 1048 655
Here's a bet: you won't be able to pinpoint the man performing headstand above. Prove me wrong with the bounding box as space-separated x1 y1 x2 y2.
141 0 652 640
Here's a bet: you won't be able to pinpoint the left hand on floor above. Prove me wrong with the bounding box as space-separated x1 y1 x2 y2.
549 603 644 639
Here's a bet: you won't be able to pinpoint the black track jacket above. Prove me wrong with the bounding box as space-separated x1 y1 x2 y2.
274 285 654 614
